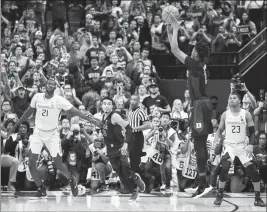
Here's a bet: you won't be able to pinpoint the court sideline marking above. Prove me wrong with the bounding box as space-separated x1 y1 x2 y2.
223 199 240 212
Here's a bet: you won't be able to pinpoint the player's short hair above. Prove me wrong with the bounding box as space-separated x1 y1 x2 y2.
230 92 241 100
195 36 211 61
101 97 115 105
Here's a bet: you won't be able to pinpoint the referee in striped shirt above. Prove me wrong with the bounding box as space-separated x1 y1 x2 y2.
128 95 151 172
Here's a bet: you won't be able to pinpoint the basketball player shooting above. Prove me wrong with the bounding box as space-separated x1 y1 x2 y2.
8 79 101 199
213 92 266 207
167 16 213 198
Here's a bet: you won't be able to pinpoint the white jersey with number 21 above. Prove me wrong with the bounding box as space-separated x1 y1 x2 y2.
225 109 247 144
31 93 73 131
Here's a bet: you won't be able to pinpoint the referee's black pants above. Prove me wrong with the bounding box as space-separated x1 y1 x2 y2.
128 131 144 173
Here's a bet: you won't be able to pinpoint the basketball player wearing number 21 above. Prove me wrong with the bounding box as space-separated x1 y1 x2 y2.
167 17 213 198
8 79 100 199
213 92 265 207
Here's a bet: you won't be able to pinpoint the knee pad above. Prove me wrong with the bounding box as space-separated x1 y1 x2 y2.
219 160 231 182
245 164 260 182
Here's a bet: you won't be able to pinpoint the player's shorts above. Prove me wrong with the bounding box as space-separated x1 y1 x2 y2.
190 98 213 137
221 141 252 165
29 127 62 157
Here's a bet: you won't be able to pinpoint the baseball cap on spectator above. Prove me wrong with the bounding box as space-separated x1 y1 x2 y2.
149 79 158 87
17 86 26 90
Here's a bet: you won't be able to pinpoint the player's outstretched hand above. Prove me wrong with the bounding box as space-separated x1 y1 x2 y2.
120 143 128 156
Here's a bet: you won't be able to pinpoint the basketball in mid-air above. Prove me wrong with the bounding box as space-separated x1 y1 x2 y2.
162 5 179 24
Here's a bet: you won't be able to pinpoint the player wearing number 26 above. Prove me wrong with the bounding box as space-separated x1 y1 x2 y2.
8 79 99 199
213 92 266 207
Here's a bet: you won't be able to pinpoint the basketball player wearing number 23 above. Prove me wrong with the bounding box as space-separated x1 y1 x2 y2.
213 92 266 207
8 79 99 199
167 20 213 198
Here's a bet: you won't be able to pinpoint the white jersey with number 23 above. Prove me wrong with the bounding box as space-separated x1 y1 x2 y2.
225 109 247 144
31 93 73 131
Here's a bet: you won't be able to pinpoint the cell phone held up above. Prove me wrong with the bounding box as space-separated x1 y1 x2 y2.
231 74 243 90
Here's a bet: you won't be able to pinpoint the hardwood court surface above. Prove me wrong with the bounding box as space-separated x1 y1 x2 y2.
1 190 266 212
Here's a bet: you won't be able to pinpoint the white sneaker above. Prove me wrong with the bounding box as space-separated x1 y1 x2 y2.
160 184 166 190
184 186 198 194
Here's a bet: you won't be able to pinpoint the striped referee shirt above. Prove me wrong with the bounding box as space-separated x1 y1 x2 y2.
128 106 149 132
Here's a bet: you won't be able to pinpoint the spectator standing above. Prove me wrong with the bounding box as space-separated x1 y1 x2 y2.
150 14 167 53
211 7 227 37
238 12 257 47
183 89 191 114
253 133 267 186
171 99 189 121
254 92 267 135
191 0 207 25
11 86 31 119
142 80 171 116
136 84 149 104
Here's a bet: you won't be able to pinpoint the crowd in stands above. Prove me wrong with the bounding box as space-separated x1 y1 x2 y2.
1 0 266 195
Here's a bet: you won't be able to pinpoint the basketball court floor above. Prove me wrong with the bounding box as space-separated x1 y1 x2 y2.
1 190 266 212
